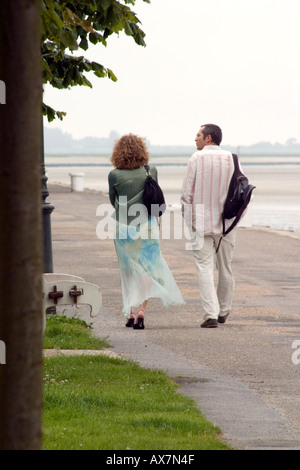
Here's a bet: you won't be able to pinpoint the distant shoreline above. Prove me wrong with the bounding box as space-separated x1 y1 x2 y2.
45 153 300 168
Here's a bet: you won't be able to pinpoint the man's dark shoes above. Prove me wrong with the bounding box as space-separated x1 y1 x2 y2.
218 313 230 324
201 319 218 328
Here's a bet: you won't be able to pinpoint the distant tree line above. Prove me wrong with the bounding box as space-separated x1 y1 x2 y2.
44 127 300 155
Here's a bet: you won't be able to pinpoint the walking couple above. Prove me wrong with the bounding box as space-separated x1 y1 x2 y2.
108 124 239 329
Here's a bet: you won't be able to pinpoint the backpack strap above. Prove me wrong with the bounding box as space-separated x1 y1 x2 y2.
232 153 239 173
216 236 223 254
144 164 151 176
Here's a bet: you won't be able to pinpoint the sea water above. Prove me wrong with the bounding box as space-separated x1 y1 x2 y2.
45 154 300 235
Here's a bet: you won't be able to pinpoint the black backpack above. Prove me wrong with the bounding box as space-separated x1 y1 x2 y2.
216 153 256 253
143 165 166 218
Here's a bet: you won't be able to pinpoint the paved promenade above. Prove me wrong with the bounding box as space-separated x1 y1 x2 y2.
47 183 300 450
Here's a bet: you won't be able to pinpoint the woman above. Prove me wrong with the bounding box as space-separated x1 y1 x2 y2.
108 133 185 329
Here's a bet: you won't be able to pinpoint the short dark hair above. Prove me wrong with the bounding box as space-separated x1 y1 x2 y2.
201 124 222 145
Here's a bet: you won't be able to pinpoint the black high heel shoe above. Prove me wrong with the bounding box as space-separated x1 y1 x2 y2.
133 317 145 330
125 317 135 328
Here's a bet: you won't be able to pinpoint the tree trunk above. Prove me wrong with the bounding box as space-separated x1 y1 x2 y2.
0 0 43 450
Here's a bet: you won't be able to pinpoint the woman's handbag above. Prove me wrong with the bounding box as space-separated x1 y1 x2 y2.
143 165 166 217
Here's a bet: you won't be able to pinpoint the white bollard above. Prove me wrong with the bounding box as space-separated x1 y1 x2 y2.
69 172 85 192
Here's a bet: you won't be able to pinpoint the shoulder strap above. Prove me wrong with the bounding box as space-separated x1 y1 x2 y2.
232 153 240 173
218 205 245 253
144 164 151 176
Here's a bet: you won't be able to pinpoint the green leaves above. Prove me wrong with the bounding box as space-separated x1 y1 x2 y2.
42 103 66 122
42 0 149 121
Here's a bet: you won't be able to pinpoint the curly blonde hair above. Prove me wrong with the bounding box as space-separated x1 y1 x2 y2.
110 133 150 169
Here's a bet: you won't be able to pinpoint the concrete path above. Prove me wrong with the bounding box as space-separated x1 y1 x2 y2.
46 184 300 450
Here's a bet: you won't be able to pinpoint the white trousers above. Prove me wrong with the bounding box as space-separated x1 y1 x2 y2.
193 230 236 320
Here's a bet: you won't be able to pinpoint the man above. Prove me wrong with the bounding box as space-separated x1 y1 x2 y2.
181 124 237 328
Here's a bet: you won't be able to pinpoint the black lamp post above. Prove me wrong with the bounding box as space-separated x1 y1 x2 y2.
41 117 54 273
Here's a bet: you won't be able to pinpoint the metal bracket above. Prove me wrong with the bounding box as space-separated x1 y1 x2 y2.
48 285 64 304
69 285 84 303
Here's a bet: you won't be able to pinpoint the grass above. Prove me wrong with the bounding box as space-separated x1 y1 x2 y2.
44 314 110 350
43 315 232 450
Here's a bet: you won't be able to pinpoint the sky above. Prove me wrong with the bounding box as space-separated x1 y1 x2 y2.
43 0 300 147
